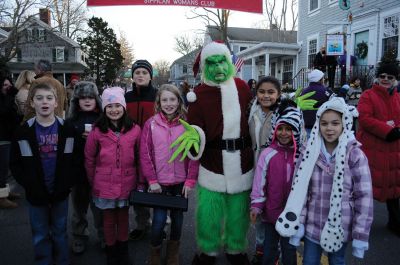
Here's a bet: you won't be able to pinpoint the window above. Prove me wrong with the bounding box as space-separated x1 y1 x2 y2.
27 28 46 42
183 64 187 74
282 58 294 84
240 46 247 52
38 29 46 42
27 29 33 42
308 39 318 68
53 47 64 62
382 15 399 58
309 0 320 12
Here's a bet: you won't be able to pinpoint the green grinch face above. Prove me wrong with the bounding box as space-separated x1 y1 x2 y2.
203 55 235 83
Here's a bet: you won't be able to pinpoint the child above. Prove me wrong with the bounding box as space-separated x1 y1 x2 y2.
250 99 305 265
141 84 198 265
276 97 373 264
66 81 104 254
10 82 76 264
85 87 142 265
248 76 282 264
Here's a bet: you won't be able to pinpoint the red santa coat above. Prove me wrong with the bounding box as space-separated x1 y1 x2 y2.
187 78 254 194
356 83 400 201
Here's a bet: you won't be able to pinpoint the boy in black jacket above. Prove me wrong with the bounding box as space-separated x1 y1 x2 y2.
10 82 76 265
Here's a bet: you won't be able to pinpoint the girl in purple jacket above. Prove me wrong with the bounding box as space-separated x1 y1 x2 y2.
140 84 198 265
276 97 373 265
85 87 142 265
250 100 305 265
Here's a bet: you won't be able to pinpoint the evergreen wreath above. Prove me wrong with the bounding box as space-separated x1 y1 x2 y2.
356 41 368 59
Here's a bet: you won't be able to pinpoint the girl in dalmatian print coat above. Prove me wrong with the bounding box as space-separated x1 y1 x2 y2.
275 97 373 265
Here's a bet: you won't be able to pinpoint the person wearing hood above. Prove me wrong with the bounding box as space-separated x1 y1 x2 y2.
66 81 104 254
250 100 305 265
356 63 400 236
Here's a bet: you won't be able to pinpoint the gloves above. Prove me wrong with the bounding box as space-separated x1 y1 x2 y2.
386 127 400 142
169 119 200 162
352 239 368 259
149 183 162 193
295 91 318 110
288 224 305 247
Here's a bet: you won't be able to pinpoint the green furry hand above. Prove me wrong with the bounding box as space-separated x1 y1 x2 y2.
295 91 318 110
168 119 200 163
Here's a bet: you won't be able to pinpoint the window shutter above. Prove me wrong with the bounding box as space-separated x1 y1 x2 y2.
52 48 56 62
64 49 69 62
17 48 22 62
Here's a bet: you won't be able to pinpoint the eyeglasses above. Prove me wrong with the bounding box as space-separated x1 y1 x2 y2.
379 74 396 80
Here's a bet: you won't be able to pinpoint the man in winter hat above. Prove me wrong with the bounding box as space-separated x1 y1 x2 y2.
170 41 253 264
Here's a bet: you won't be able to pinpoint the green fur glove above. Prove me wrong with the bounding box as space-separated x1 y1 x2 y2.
295 91 318 110
169 119 200 162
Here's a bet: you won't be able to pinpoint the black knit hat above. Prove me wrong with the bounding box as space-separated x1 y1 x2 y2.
132 60 153 78
376 63 400 78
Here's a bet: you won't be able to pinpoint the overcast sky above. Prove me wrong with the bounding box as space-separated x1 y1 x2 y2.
89 5 266 64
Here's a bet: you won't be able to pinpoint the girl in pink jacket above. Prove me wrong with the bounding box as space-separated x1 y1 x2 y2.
85 87 141 265
141 84 198 265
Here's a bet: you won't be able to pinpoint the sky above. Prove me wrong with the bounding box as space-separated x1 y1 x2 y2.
88 5 266 65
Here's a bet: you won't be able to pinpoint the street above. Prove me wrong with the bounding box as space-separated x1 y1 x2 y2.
1 178 399 265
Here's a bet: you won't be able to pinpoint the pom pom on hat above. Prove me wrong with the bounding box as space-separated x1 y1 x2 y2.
101 87 126 110
308 69 325 82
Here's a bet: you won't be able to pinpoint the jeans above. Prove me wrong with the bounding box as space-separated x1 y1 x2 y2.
150 184 184 247
0 143 11 190
303 237 347 265
28 198 69 265
262 222 296 265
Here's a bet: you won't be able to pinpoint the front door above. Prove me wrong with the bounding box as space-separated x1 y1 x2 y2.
354 30 369 66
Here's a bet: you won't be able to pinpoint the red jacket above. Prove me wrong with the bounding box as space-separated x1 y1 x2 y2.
356 84 400 201
125 84 156 128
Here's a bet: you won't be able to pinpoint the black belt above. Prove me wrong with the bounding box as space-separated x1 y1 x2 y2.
206 136 252 152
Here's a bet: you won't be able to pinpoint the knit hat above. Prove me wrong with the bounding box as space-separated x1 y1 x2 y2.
101 87 126 110
308 69 325 82
275 97 359 253
376 63 400 78
132 59 153 78
70 74 80 82
67 81 102 119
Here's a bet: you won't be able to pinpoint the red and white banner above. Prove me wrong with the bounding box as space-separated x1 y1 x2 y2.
87 0 263 14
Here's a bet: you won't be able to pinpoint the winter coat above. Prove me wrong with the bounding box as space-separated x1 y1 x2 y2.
125 84 157 127
300 82 332 129
299 140 373 243
140 113 199 188
24 73 67 121
250 141 295 224
84 125 142 200
356 83 400 201
0 90 19 141
10 117 77 205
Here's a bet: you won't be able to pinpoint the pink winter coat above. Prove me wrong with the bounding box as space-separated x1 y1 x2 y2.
85 125 142 200
140 113 199 188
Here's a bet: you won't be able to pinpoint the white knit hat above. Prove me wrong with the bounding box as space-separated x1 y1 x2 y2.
275 97 358 253
308 69 325 82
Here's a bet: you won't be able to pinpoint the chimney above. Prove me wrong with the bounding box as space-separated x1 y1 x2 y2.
39 8 51 26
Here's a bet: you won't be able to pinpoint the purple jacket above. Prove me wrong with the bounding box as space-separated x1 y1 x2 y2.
251 141 294 224
140 113 199 188
300 140 373 243
301 83 332 129
85 125 142 200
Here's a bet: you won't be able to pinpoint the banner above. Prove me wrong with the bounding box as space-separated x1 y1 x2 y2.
87 0 263 14
326 34 344 56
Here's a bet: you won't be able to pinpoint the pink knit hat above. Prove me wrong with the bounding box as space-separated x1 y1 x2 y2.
101 87 126 110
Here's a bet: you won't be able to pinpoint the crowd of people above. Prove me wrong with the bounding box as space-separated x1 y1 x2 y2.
0 42 400 265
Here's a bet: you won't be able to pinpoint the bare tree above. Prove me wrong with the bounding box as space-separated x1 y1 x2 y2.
118 30 134 69
187 8 230 44
174 34 203 56
265 0 298 31
153 59 170 86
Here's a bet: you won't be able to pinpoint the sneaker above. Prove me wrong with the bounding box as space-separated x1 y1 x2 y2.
129 229 146 241
0 198 18 209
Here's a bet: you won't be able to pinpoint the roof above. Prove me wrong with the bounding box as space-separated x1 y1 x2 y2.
0 28 9 39
207 25 297 44
171 47 201 66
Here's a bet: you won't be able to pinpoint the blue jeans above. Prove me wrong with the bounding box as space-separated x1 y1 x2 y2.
150 184 184 247
28 199 69 265
303 237 347 265
263 222 296 265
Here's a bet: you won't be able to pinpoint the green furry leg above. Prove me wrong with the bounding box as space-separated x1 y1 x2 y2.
224 190 250 253
196 185 225 254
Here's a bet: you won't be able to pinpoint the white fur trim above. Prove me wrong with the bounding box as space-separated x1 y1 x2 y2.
187 125 206 161
186 91 197 103
0 184 10 198
198 165 254 194
220 78 241 139
200 42 232 70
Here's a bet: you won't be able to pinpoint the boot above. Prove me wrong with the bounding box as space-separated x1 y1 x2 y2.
149 245 161 265
105 244 118 265
166 240 180 265
191 253 216 265
117 241 131 265
0 198 18 209
225 253 251 265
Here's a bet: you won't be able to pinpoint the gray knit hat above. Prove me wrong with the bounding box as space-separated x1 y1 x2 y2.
67 81 102 119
